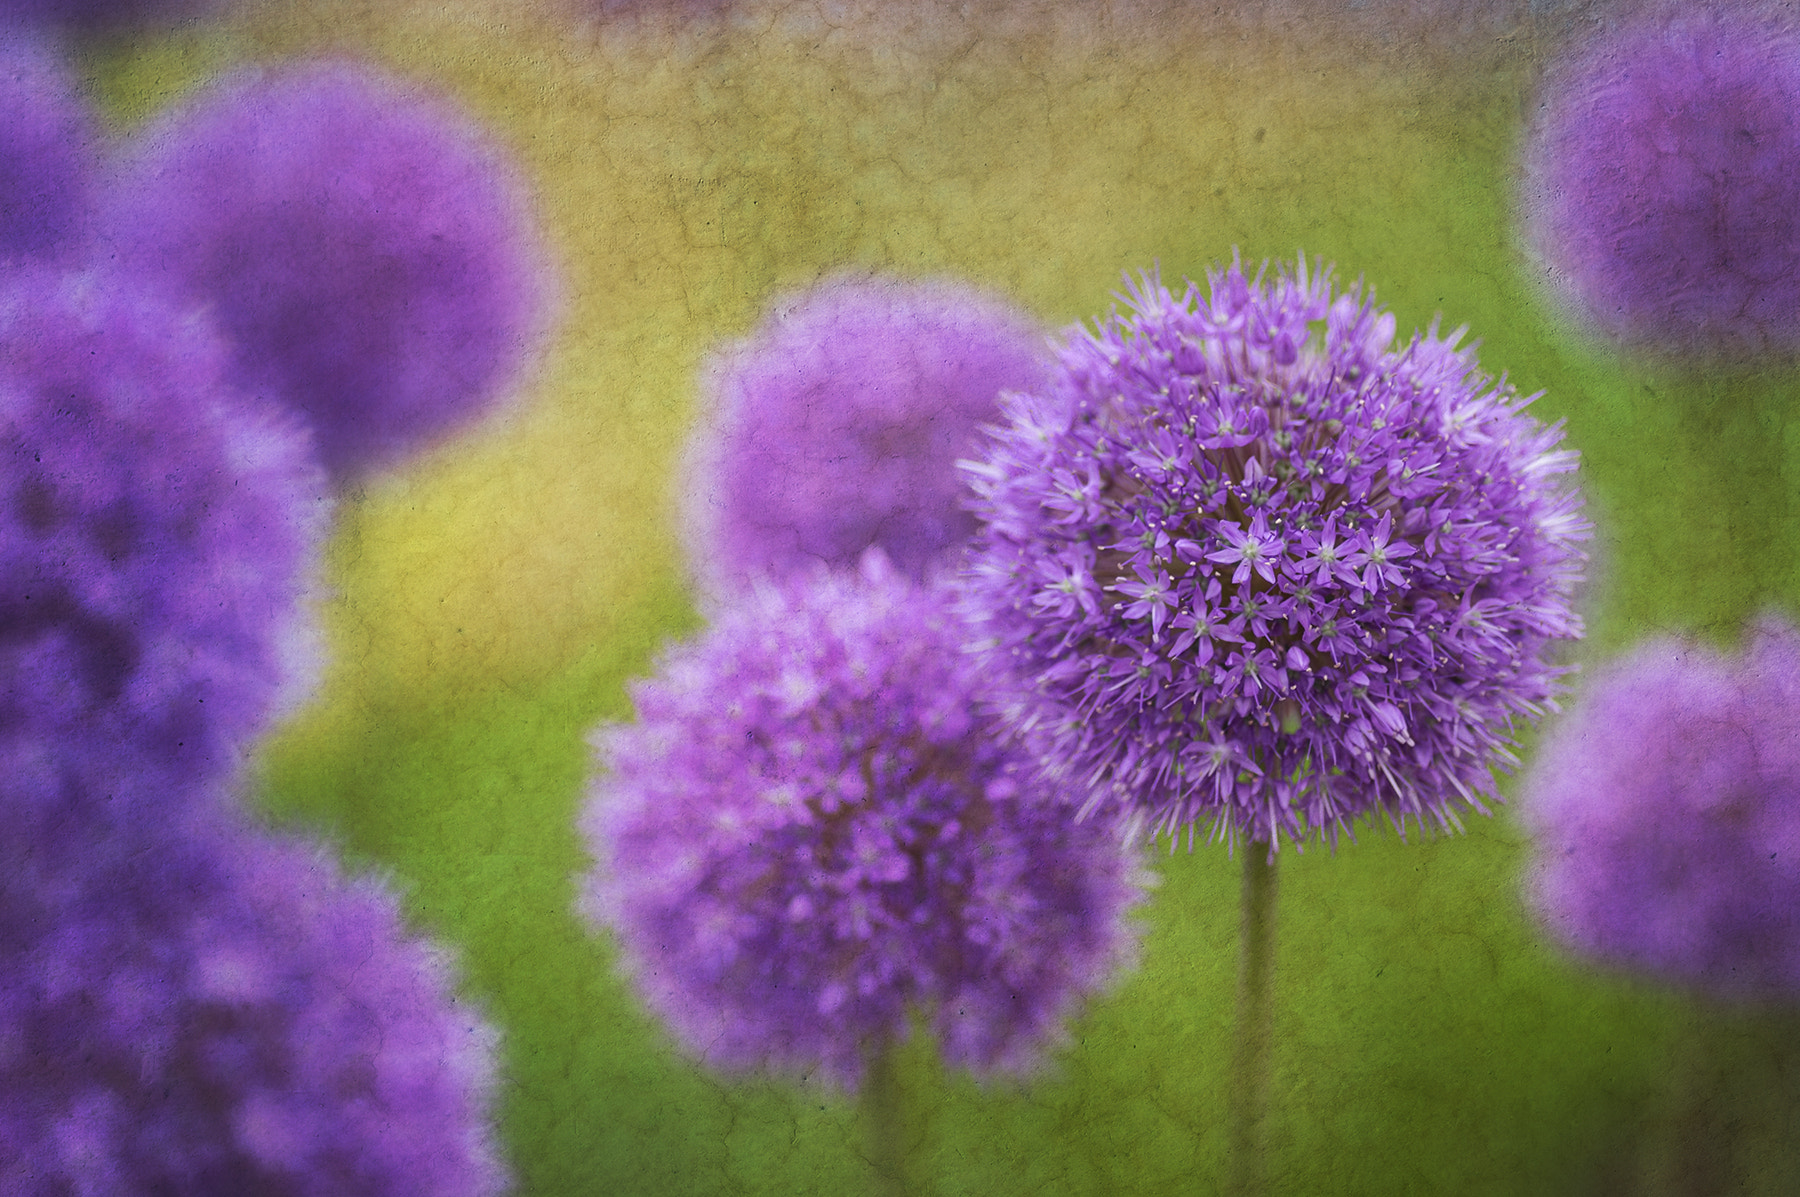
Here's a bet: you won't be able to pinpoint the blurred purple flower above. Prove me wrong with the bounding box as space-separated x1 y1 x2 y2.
959 259 1589 851
581 550 1148 1089
103 59 555 479
1524 616 1800 997
0 34 93 261
0 814 508 1196
682 275 1052 602
1522 9 1800 358
0 267 327 840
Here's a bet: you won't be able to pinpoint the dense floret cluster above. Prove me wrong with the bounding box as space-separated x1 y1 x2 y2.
104 60 553 478
0 820 508 1197
583 551 1147 1088
1524 617 1800 997
683 275 1050 600
1522 11 1800 357
0 268 326 843
960 260 1588 850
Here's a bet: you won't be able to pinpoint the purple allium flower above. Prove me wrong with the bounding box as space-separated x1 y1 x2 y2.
0 816 508 1196
0 267 327 833
103 60 554 479
959 260 1589 851
0 35 93 261
581 550 1148 1089
1522 9 1800 357
1523 616 1800 997
682 275 1052 600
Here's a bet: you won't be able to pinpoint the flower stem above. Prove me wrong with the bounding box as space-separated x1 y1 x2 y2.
1227 844 1279 1197
1640 1007 1729 1197
862 1037 909 1197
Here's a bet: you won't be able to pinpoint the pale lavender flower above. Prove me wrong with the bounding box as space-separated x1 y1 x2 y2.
0 34 93 261
682 275 1052 602
960 259 1589 851
1523 616 1800 997
0 814 508 1196
1522 9 1800 357
0 267 327 848
581 550 1147 1089
103 60 554 479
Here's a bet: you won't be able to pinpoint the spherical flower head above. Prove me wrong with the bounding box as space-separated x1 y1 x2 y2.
1523 616 1800 998
582 550 1148 1090
0 816 508 1196
959 259 1590 852
683 275 1052 602
103 59 555 479
0 35 94 262
1522 9 1800 358
0 267 328 836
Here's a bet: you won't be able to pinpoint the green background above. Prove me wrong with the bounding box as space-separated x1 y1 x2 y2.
75 1 1800 1191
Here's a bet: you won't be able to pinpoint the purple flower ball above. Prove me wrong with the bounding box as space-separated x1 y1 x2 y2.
0 816 508 1196
1523 616 1800 997
959 260 1590 852
682 275 1052 601
0 34 94 261
1522 10 1800 357
104 60 554 479
581 550 1148 1089
0 267 327 834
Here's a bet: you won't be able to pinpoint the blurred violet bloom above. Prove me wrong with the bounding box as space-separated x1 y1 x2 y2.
0 267 327 843
103 60 555 479
1524 616 1800 997
0 814 508 1196
958 259 1589 851
1522 9 1800 358
0 34 94 262
581 550 1148 1089
682 275 1052 603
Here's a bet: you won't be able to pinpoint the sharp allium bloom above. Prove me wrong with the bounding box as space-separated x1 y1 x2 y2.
0 817 508 1196
1524 617 1800 997
683 275 1052 600
959 260 1589 851
0 35 93 261
0 268 327 836
582 550 1147 1089
104 60 554 478
1522 10 1800 357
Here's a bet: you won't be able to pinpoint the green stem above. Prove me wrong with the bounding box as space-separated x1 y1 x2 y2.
1227 845 1279 1197
861 1038 908 1197
1639 1008 1724 1197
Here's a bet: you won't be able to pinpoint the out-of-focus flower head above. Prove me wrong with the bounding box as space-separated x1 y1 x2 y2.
683 274 1052 603
0 33 94 262
104 59 555 479
582 550 1148 1089
0 267 327 842
959 258 1589 852
1522 7 1800 358
1524 615 1800 997
0 815 508 1196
